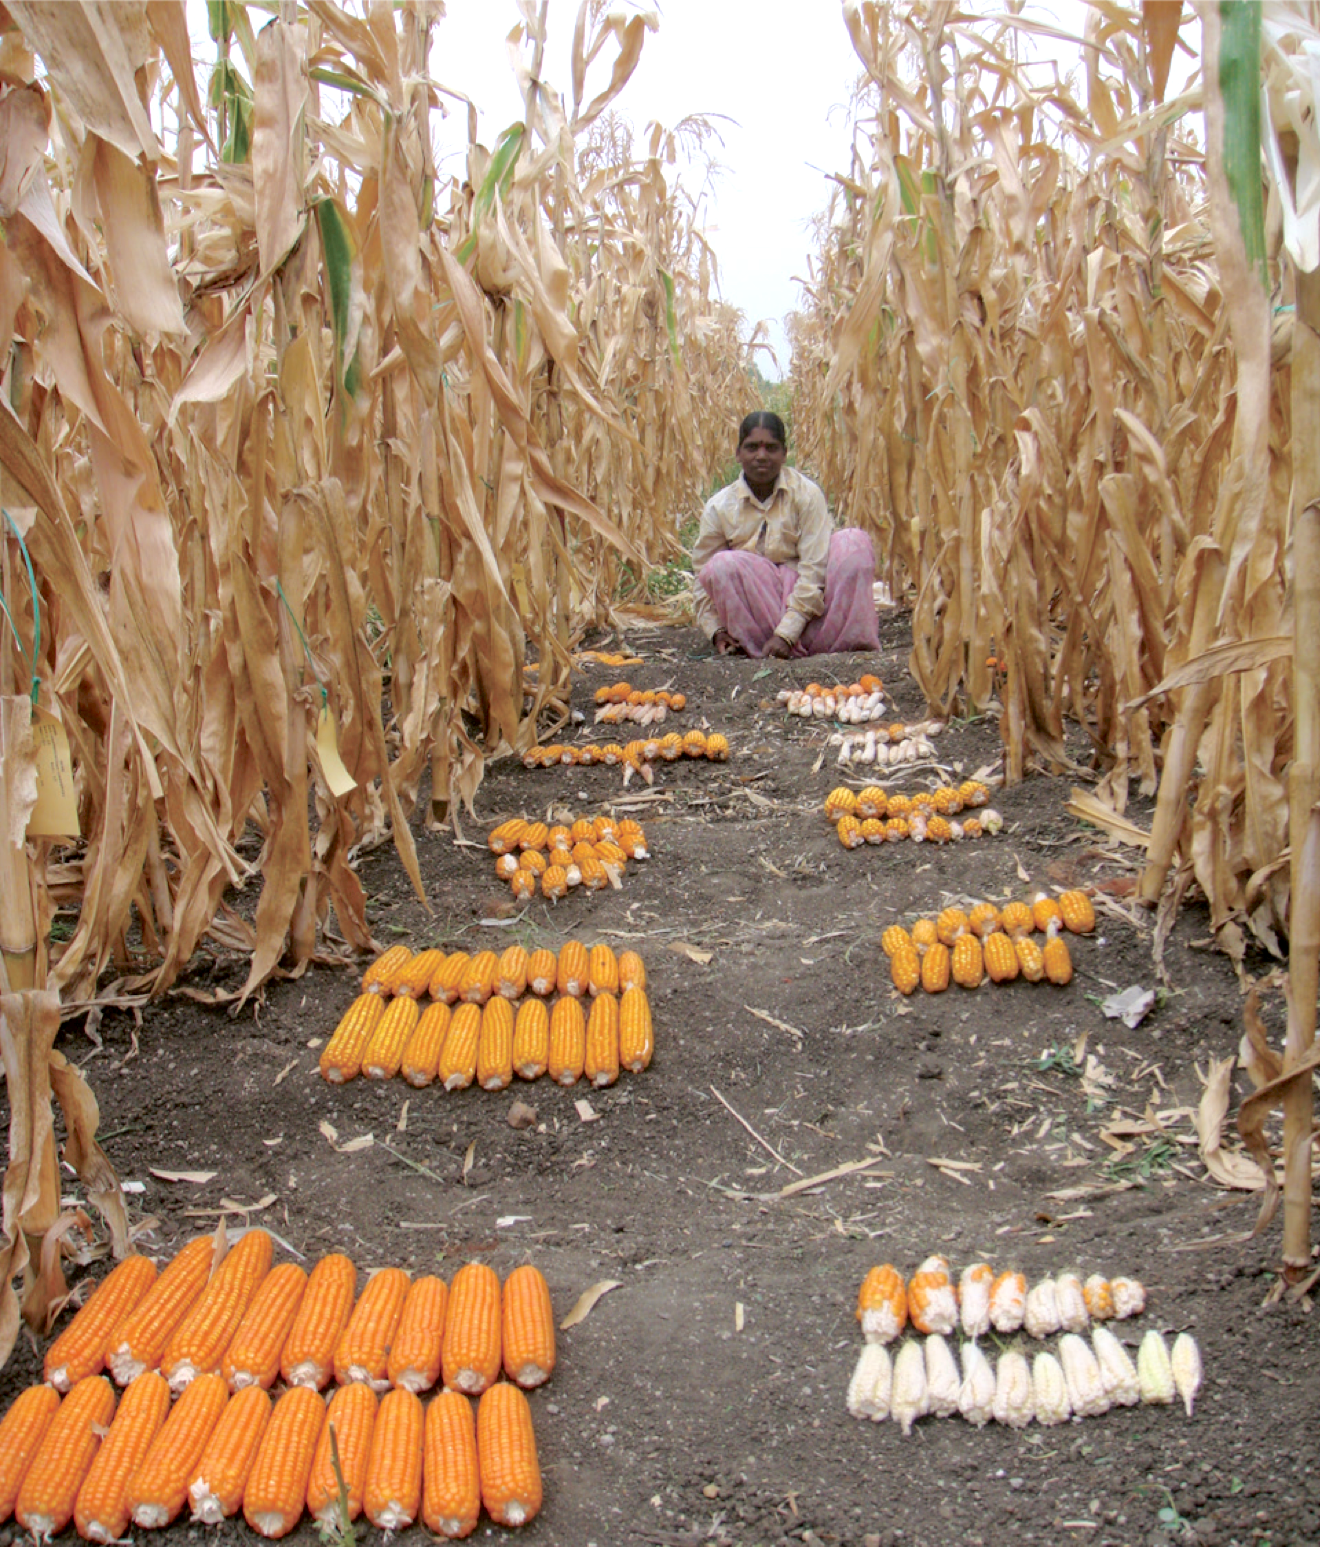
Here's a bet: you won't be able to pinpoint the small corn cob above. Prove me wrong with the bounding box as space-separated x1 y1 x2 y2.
846 1343 892 1421
45 1254 158 1392
930 785 962 816
890 945 921 996
1042 924 1073 985
161 1228 273 1392
669 693 688 712
1138 1329 1175 1405
658 732 682 761
487 819 527 855
360 994 421 1081
1090 1325 1140 1408
363 1387 423 1530
496 944 528 1000
958 1263 993 1340
999 900 1034 938
585 992 620 1088
957 1342 996 1427
617 828 650 859
281 1254 357 1390
459 950 499 1005
1171 1333 1201 1417
305 1381 375 1528
335 1267 410 1390
109 1233 217 1385
991 1349 1034 1428
0 1384 62 1521
884 816 910 842
222 1262 308 1391
495 852 521 880
824 787 858 822
75 1370 171 1541
401 1002 451 1087
477 1383 541 1527
1023 1278 1061 1340
386 1276 448 1395
547 825 571 848
1031 1350 1071 1426
910 916 937 950
188 1384 271 1523
856 1264 907 1345
520 821 548 851
924 1334 961 1418
557 940 589 997
442 1264 502 1396
320 994 386 1083
959 779 989 807
837 813 864 849
856 786 888 819
438 1003 482 1090
429 951 471 1004
16 1375 116 1538
125 1371 229 1528
526 948 558 996
501 1266 555 1390
362 945 412 995
393 948 446 999
885 792 913 818
422 1389 480 1539
962 817 984 839
569 818 595 843
617 949 647 992
705 733 729 760
1031 892 1062 933
951 934 984 989
600 743 625 766
518 849 546 875
1055 1272 1090 1334
243 1385 324 1538
889 1339 928 1436
587 943 619 997
619 986 654 1073
880 924 913 958
578 854 608 891
1058 888 1096 933
571 839 598 868
1059 1332 1109 1416
1014 935 1046 982
925 814 954 843
477 997 515 1091
681 729 707 757
512 998 550 1081
983 930 1019 983
1082 1274 1114 1321
1110 1277 1146 1319
989 1270 1027 1333
908 1257 957 1336
548 996 586 1086
920 941 951 993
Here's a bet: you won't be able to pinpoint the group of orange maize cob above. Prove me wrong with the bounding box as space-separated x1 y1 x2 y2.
2 1235 556 1537
880 889 1095 994
322 940 654 1089
522 729 730 777
486 813 650 901
592 682 686 724
825 781 1003 847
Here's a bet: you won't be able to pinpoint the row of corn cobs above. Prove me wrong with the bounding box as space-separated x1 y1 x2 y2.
825 781 1001 847
881 890 1095 994
2 1232 556 1538
488 813 648 901
521 730 729 777
592 682 686 723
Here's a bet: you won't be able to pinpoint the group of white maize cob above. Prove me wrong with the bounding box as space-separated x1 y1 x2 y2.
778 677 893 724
592 682 686 725
848 1257 1200 1433
881 890 1094 993
831 726 943 766
825 782 1002 848
487 813 649 902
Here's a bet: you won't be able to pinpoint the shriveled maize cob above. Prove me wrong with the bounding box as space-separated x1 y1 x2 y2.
1059 1332 1109 1416
125 1370 228 1528
920 941 951 993
1171 1333 1201 1417
557 941 588 997
585 992 620 1088
0 1384 62 1521
908 1257 957 1336
161 1228 273 1393
1031 892 1062 933
958 1263 993 1340
1031 1350 1071 1426
243 1385 324 1538
320 994 385 1083
501 1266 555 1390
45 1253 158 1392
512 999 550 1081
617 949 646 991
548 996 586 1086
386 1276 448 1395
109 1233 217 1385
856 1264 907 1345
487 819 527 855
705 733 729 760
924 1335 961 1417
1042 925 1073 985
335 1267 410 1390
967 901 1001 938
363 1387 423 1531
74 1371 171 1542
16 1375 116 1538
936 907 969 945
496 945 528 1000
951 934 984 989
889 1339 928 1436
910 916 938 949
1091 1324 1140 1407
1082 1274 1114 1321
824 787 858 822
305 1381 375 1528
477 1383 541 1527
222 1262 308 1391
495 852 520 880
586 943 619 997
1138 1329 1175 1405
861 816 884 844
477 997 515 1091
429 951 471 1004
999 900 1034 938
1014 935 1045 982
360 994 421 1081
459 950 499 1005
990 1349 1034 1428
1058 888 1096 933
846 1343 892 1421
526 948 557 996
669 693 688 712
1055 1272 1090 1333
188 1384 271 1523
362 945 412 995
957 1342 996 1427
989 1270 1026 1333
281 1254 357 1390
442 1264 502 1396
438 1003 482 1090
422 1389 480 1539
1110 1277 1146 1319
983 930 1019 983
1023 1278 1062 1340
962 817 984 839
890 945 921 996
619 986 654 1073
393 948 446 999
400 1002 451 1088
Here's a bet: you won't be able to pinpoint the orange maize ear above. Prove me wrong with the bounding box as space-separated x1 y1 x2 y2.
501 1265 555 1389
487 819 527 855
705 732 730 760
495 852 521 880
109 1233 217 1385
477 997 515 1091
188 1384 271 1523
305 1381 376 1527
578 855 608 891
1043 929 1073 985
438 1003 482 1090
222 1262 308 1391
518 848 546 875
910 917 938 949
1058 888 1096 933
512 999 550 1081
124 1370 228 1528
497 944 528 999
569 818 595 843
361 945 413 995
617 949 646 991
1000 900 1034 938
16 1375 115 1538
400 1002 451 1088
477 1383 542 1528
546 826 571 848
281 1254 357 1390
890 945 921 996
520 821 549 851
617 828 650 859
836 814 864 849
1031 892 1062 932
856 786 888 819
682 729 707 756
570 839 597 867
920 941 951 993
546 844 574 870
595 841 627 871
45 1253 158 1391
320 994 385 1083
983 930 1019 983
429 951 471 1004
509 868 536 902
242 1385 324 1539
422 1389 480 1539
585 992 620 1088
907 1259 958 1336
967 901 1001 938
669 693 689 713
936 907 969 945
526 948 557 996
587 943 619 996
335 1267 410 1390
880 924 912 958
855 1264 908 1345
161 1228 274 1392
0 1385 62 1521
459 950 499 1005
386 1276 448 1394
74 1370 171 1543
547 996 586 1086
392 948 446 999
884 792 912 818
619 986 654 1073
362 1387 423 1531
360 994 421 1080
441 1263 502 1396
556 940 589 997
824 787 858 821
1015 935 1046 982
952 934 984 989
925 814 954 844
541 864 568 900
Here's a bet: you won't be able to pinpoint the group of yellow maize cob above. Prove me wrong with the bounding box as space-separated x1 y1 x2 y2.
487 813 649 901
521 730 730 779
322 941 654 1089
0 1232 556 1538
825 781 1002 847
881 889 1095 994
592 682 686 725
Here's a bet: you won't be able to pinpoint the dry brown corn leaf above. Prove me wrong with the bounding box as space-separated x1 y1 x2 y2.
559 1279 622 1330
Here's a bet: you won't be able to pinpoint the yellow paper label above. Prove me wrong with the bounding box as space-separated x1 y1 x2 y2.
316 706 357 797
28 707 80 837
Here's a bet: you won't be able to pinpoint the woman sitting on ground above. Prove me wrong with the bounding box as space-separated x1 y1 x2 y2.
691 412 880 659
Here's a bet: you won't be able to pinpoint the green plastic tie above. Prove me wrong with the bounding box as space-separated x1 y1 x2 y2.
275 578 327 708
1 508 41 705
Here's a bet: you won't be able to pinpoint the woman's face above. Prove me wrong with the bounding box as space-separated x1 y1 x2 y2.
736 428 786 493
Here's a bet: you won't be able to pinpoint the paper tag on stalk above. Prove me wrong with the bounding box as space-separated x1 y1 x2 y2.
28 708 79 837
316 706 357 796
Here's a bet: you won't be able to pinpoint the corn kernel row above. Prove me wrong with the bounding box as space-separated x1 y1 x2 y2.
880 891 1095 993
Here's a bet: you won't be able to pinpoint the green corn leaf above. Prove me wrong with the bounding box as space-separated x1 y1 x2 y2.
1217 0 1267 289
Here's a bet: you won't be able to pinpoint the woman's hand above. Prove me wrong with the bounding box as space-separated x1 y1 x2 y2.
764 634 793 659
712 629 746 657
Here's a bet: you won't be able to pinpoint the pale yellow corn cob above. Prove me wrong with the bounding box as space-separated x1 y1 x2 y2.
1023 1279 1061 1339
957 1342 996 1427
989 1270 1026 1333
845 1343 891 1422
1055 1272 1090 1333
1091 1324 1140 1407
924 1335 960 1417
991 1349 1034 1428
958 1263 993 1340
1058 1332 1109 1416
1171 1333 1201 1417
1138 1329 1175 1405
1031 1350 1071 1425
1110 1277 1146 1319
889 1340 928 1436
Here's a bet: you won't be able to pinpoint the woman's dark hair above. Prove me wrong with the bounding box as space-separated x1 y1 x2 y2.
737 411 787 449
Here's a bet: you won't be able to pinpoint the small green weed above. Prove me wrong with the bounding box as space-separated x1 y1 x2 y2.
1034 1044 1081 1077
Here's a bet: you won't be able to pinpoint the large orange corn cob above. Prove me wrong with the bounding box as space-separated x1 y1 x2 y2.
477 1383 541 1528
393 948 446 999
400 1002 450 1088
521 821 549 851
242 1385 324 1539
386 1276 448 1394
1058 888 1096 933
281 1254 356 1390
459 950 499 1005
477 997 515 1091
320 994 385 1083
45 1253 157 1392
422 1389 479 1539
556 940 588 997
617 949 646 991
0 1384 62 1521
497 944 528 999
334 1267 410 1390
512 999 549 1080
855 1264 908 1345
428 951 471 1004
525 948 557 996
952 934 984 989
441 1263 501 1396
487 819 527 855
362 1387 423 1530
74 1370 170 1543
983 930 1019 982
1000 900 1034 938
361 945 412 995
222 1262 308 1391
890 945 921 996
161 1228 274 1392
125 1371 228 1527
16 1375 115 1538
109 1233 217 1385
501 1266 555 1389
619 986 653 1072
547 996 585 1086
360 994 421 1081
305 1381 376 1528
188 1384 271 1523
585 992 620 1088
587 943 619 996
438 1002 481 1090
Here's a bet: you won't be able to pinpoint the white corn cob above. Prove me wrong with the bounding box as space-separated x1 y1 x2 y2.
1091 1325 1140 1407
1023 1279 1061 1339
1058 1332 1110 1417
836 740 852 767
1111 1277 1146 1319
1055 1273 1090 1334
846 1343 892 1422
923 1335 961 1418
890 1340 928 1436
910 1256 958 1336
1083 1273 1114 1321
1031 1350 1072 1426
980 808 1004 834
989 1273 1026 1333
958 1264 992 1340
1171 1333 1202 1417
957 1342 996 1427
991 1349 1035 1428
1137 1329 1175 1405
